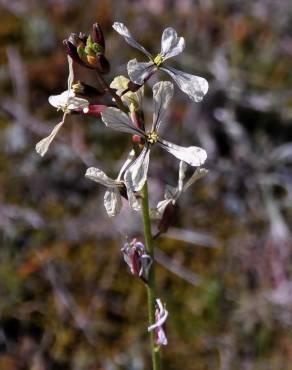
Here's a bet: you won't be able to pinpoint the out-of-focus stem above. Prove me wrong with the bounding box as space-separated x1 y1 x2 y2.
141 181 161 370
95 72 128 113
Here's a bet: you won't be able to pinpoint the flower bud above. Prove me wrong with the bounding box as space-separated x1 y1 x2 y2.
72 81 103 97
63 39 88 68
63 24 110 72
96 53 110 74
92 22 105 50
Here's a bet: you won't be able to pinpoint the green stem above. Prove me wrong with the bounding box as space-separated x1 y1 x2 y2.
141 181 161 370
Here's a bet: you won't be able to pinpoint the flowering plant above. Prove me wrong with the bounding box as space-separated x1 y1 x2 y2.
35 21 209 369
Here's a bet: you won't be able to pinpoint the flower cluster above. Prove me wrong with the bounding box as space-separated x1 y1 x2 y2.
36 21 209 349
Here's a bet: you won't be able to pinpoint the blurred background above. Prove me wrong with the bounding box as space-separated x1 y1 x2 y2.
0 0 292 369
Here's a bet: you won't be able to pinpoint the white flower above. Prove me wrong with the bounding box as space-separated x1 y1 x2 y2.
112 22 208 102
148 298 168 346
151 161 208 219
101 81 207 192
85 150 140 217
35 56 89 156
110 75 144 112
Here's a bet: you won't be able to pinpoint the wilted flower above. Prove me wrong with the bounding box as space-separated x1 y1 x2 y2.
101 81 207 192
112 22 208 102
151 161 208 219
64 23 110 73
85 150 140 217
121 239 152 281
35 56 89 157
148 299 168 346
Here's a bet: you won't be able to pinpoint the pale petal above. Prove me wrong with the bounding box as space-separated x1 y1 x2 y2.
85 167 119 187
67 55 74 91
150 199 173 219
126 186 141 211
158 139 207 166
101 107 144 136
160 27 185 60
48 90 88 111
35 114 66 156
178 161 187 192
48 91 69 109
117 150 136 180
152 81 174 132
127 58 157 85
104 188 122 217
112 22 153 59
156 327 168 346
183 168 208 192
124 145 150 191
67 95 89 111
161 66 208 102
148 299 168 331
164 185 177 200
110 75 144 110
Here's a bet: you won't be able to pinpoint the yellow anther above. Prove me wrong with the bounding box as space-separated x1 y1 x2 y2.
153 54 164 67
147 131 159 144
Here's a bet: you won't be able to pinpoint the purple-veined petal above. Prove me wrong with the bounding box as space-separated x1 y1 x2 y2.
183 168 208 192
161 66 208 102
101 107 145 136
117 150 136 180
112 22 152 59
127 58 157 85
124 145 150 191
152 81 174 132
104 188 122 217
158 138 207 166
85 167 119 187
160 27 185 60
35 114 67 156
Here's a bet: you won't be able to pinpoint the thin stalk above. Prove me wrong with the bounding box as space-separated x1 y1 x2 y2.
141 181 161 370
95 72 128 113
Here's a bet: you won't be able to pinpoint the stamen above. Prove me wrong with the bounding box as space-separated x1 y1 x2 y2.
147 131 159 144
153 54 164 67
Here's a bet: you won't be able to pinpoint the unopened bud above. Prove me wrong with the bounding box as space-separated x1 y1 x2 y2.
72 81 103 97
92 22 105 50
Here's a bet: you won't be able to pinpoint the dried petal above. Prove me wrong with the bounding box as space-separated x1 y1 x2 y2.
158 139 207 166
152 81 174 132
183 168 208 191
104 188 122 217
124 145 150 191
127 58 157 85
160 27 185 60
85 167 119 187
162 66 208 102
35 115 66 157
112 22 152 59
